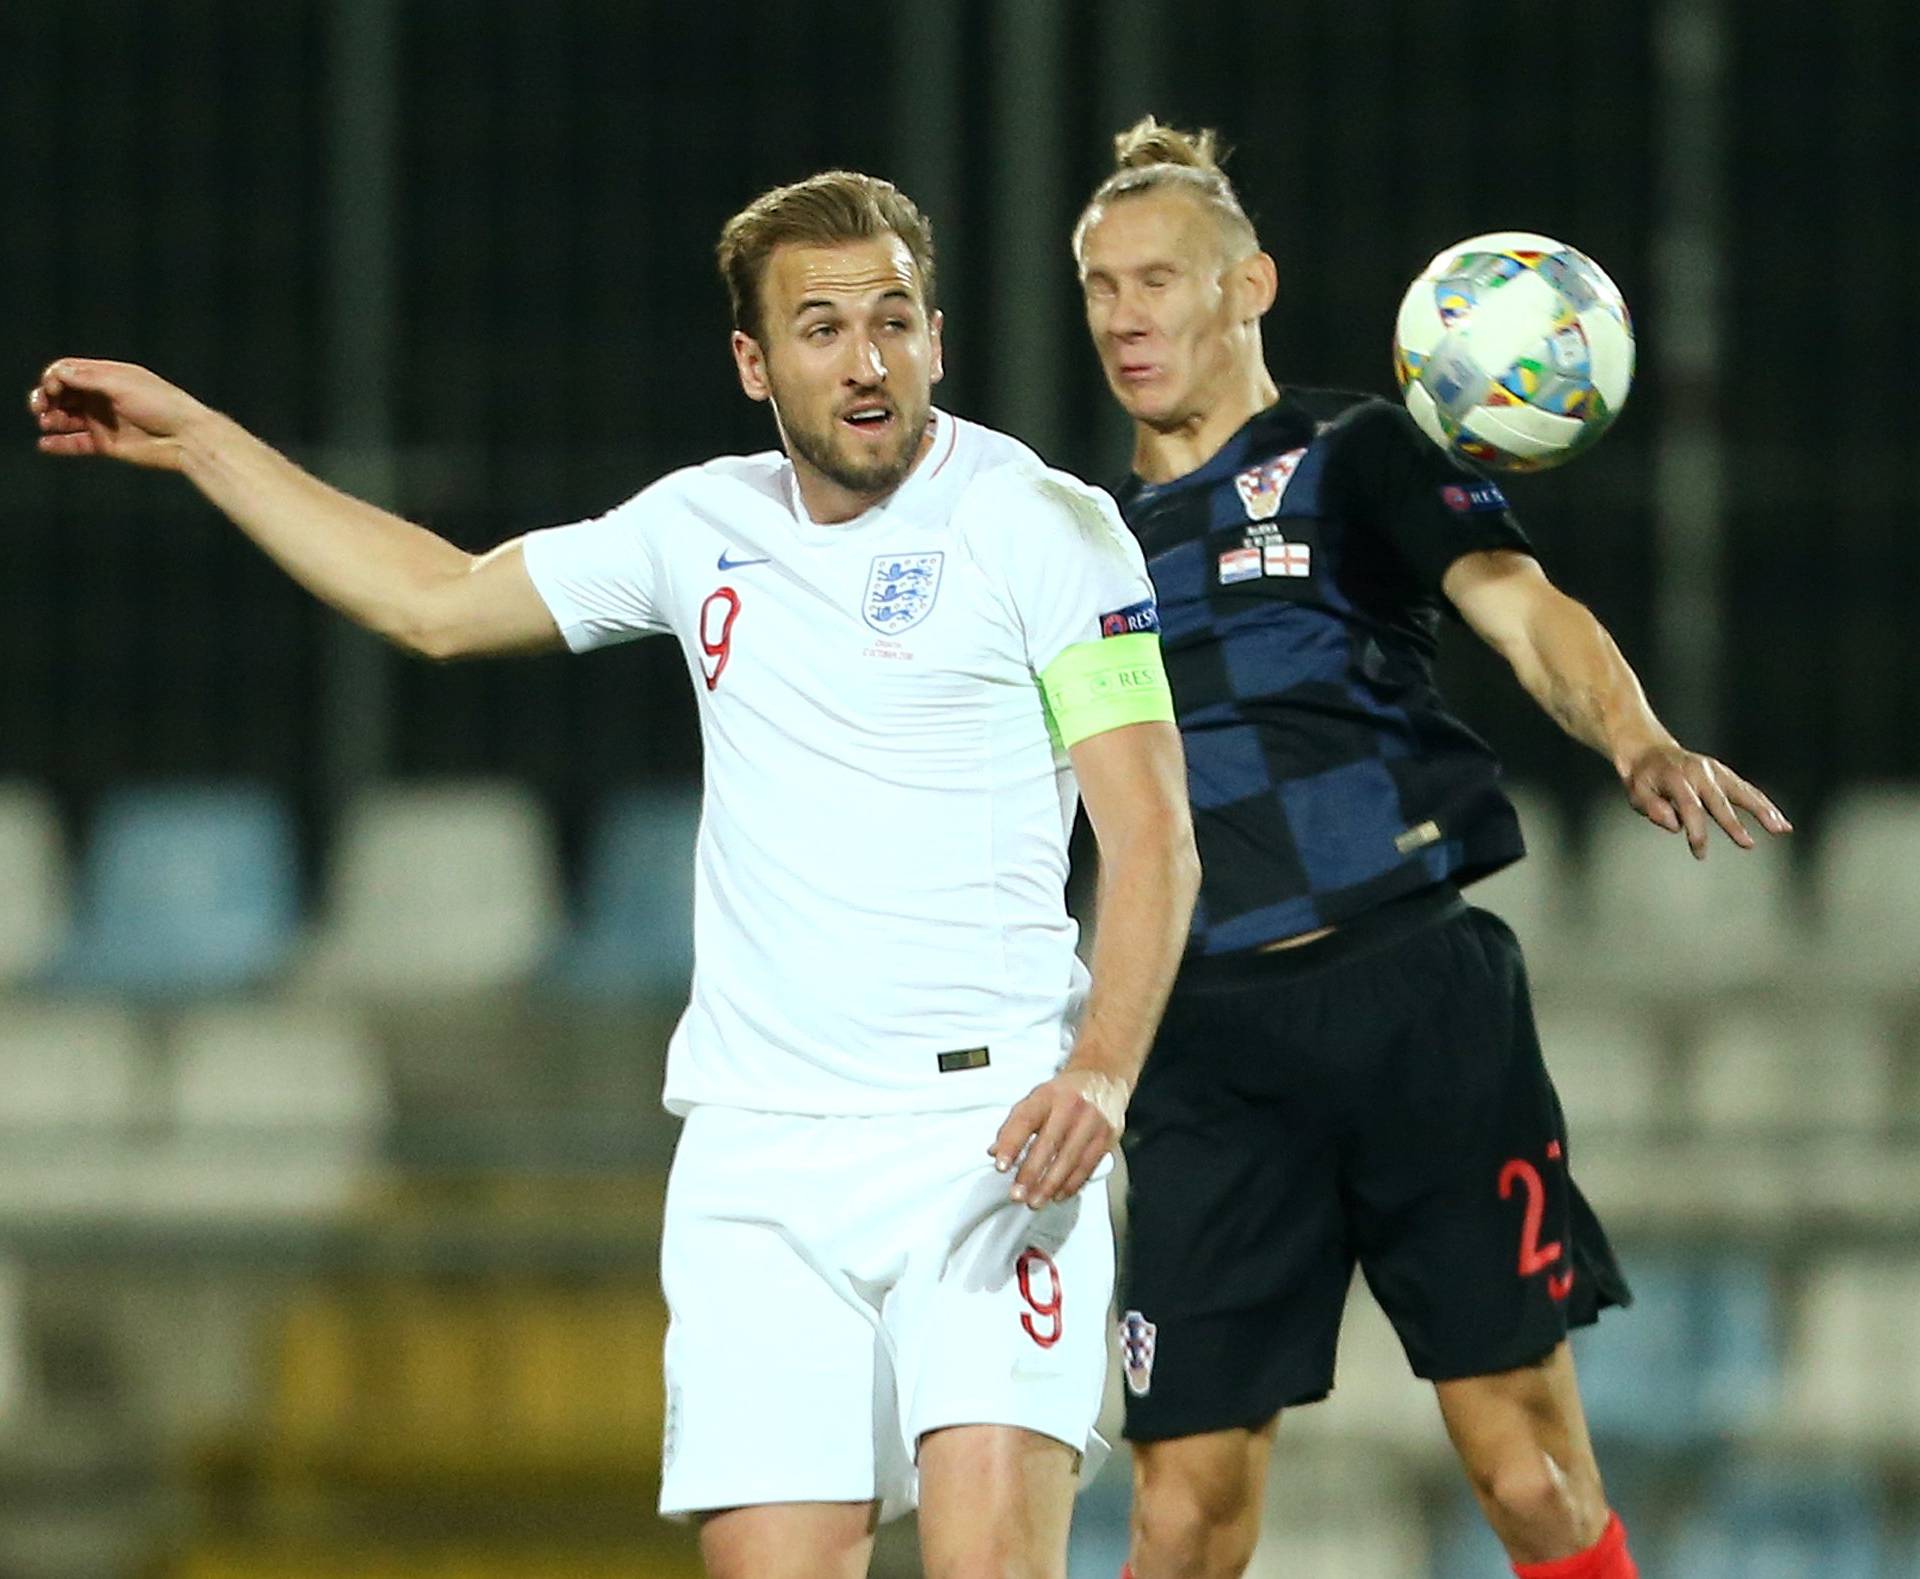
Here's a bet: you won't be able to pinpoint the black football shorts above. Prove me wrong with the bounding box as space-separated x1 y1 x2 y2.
1118 885 1630 1442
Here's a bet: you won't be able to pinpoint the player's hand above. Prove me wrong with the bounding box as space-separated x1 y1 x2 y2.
988 1067 1129 1210
28 359 212 471
1618 742 1791 859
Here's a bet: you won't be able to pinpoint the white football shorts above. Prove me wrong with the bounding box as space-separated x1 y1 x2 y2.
657 1104 1114 1521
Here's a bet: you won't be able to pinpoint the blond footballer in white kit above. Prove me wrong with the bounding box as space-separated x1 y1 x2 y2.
31 171 1199 1579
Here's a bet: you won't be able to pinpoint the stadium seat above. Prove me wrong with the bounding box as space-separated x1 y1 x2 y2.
1813 784 1920 993
300 780 564 1000
1065 1462 1131 1579
0 782 69 986
1532 1000 1670 1137
1283 1283 1451 1460
1571 1255 1704 1449
1430 1487 1533 1579
0 1003 147 1215
165 1004 388 1136
1664 1461 1883 1578
1773 1254 1920 1453
46 781 300 998
1693 1255 1785 1435
0 1256 25 1432
1578 798 1802 997
548 785 700 1003
0 1003 146 1130
1573 1251 1779 1449
1685 1003 1894 1139
1247 1443 1430 1578
148 1004 388 1215
1468 781 1575 980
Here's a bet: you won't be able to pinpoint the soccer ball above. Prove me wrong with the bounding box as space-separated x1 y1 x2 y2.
1392 231 1634 473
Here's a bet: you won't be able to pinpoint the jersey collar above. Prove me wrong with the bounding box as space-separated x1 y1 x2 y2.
1118 396 1316 511
783 407 958 542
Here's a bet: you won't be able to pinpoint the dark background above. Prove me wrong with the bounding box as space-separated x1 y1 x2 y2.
7 0 1912 885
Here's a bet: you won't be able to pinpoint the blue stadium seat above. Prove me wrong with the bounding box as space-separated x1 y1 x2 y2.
1430 1488 1524 1579
46 782 301 998
1572 1251 1779 1450
548 785 700 1003
1067 1463 1131 1578
1573 1256 1708 1449
1666 1461 1883 1578
1693 1256 1782 1432
1883 1528 1920 1578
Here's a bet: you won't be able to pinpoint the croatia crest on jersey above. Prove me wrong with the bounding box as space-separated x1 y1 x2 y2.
863 552 945 634
1233 447 1307 521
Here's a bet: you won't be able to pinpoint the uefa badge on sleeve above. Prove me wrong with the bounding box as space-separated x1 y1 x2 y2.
1119 1309 1157 1396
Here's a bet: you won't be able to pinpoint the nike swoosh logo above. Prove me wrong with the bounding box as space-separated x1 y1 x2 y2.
717 550 772 570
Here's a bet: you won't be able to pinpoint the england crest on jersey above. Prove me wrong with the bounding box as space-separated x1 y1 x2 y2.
863 552 945 634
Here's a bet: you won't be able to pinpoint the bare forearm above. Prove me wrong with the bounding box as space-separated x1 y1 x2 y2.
1065 824 1199 1090
177 410 472 650
1513 590 1675 774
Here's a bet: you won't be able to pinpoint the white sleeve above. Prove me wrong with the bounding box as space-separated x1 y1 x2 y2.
519 477 685 652
965 467 1159 674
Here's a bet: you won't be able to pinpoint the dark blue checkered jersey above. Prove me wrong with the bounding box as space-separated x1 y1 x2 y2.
1117 389 1531 955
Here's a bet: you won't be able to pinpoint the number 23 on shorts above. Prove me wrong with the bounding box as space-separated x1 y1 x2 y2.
1500 1142 1575 1302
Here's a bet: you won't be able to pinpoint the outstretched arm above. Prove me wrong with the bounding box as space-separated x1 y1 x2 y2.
989 718 1199 1208
1444 547 1790 857
28 358 562 660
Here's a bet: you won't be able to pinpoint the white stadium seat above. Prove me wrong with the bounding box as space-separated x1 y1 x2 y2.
1249 1441 1433 1579
0 1004 148 1216
152 1004 390 1218
0 1003 144 1129
1468 781 1575 980
1813 785 1920 993
1685 1004 1894 1139
0 782 69 986
165 1003 388 1136
300 780 564 1000
1281 1283 1451 1461
1578 798 1802 996
1533 1000 1670 1134
1770 1254 1920 1453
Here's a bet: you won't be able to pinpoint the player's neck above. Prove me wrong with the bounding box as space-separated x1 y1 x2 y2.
1130 364 1280 485
791 418 939 525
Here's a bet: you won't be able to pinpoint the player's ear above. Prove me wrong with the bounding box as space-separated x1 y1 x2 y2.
1235 252 1279 322
732 330 773 403
928 308 945 387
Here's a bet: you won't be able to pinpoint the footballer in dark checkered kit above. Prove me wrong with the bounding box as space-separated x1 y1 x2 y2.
1074 117 1791 1579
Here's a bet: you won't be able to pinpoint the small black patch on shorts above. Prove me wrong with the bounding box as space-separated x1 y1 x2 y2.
937 1047 991 1073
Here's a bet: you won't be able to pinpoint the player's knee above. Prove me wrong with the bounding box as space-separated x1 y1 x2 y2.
1473 1451 1589 1544
920 1538 1061 1579
1131 1472 1262 1578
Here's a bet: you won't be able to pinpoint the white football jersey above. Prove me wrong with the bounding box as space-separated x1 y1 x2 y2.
522 409 1157 1115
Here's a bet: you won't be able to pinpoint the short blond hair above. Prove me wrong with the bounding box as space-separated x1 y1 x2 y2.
1073 116 1259 263
716 170 937 342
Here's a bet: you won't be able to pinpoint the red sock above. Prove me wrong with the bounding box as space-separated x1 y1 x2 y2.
1512 1511 1637 1579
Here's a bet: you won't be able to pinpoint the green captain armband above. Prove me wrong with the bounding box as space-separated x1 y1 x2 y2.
1038 632 1175 750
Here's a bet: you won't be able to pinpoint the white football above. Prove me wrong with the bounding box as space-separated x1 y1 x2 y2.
1392 230 1634 472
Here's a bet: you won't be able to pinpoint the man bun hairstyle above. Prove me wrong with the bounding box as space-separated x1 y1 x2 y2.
1074 115 1258 263
717 170 936 344
1112 116 1226 172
